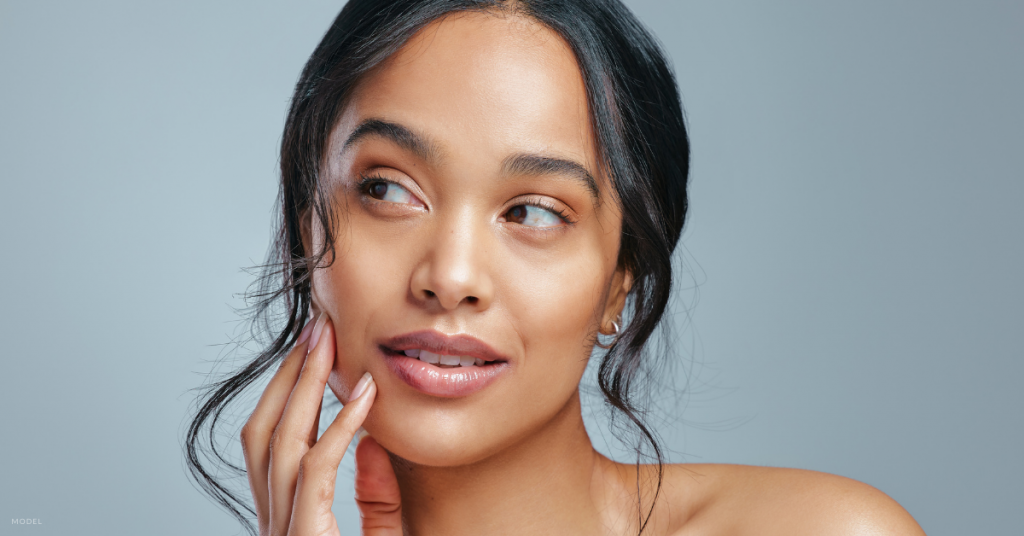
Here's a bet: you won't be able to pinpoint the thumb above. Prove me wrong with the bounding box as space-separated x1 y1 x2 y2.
354 434 403 535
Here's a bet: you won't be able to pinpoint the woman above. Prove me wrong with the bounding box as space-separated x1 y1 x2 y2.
187 0 926 534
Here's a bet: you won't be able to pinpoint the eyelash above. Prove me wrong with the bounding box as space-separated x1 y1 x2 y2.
355 174 575 225
514 196 575 225
356 174 397 196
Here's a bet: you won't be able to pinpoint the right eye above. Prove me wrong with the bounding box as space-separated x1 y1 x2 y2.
362 179 417 205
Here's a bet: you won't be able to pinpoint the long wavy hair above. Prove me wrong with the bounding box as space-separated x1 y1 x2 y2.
185 1 689 534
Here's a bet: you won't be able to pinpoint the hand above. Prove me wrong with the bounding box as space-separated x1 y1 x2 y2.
240 314 403 535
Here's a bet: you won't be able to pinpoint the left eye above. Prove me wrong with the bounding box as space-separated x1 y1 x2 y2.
365 181 416 204
504 205 563 228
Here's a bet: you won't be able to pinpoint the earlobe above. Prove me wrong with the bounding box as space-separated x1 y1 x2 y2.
309 289 323 318
601 268 633 335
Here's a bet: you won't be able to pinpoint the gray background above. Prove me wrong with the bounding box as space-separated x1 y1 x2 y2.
1 1 1021 535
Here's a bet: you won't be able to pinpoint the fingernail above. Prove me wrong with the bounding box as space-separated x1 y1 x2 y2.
306 313 327 355
295 317 315 346
357 427 370 441
349 372 373 401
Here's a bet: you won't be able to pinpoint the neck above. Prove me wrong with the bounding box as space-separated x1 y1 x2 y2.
392 391 633 536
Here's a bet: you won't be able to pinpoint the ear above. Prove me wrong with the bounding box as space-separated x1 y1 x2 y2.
299 209 323 315
299 208 314 261
600 266 633 335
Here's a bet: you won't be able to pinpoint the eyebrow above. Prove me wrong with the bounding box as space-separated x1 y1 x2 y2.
342 118 441 163
343 118 599 200
501 154 600 201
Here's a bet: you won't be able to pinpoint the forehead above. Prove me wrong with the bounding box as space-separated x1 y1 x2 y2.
334 12 599 177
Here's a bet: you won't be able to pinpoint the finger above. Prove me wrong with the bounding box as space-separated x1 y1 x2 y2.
308 396 323 448
268 316 335 536
241 315 319 533
354 435 403 536
290 373 377 536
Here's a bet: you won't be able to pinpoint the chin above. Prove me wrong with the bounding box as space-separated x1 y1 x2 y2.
366 395 515 468
369 422 499 467
325 378 514 468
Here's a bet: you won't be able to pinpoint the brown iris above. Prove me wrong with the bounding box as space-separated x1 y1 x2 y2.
368 182 390 199
505 205 528 224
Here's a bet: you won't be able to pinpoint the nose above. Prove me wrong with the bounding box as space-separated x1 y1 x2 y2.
410 216 494 312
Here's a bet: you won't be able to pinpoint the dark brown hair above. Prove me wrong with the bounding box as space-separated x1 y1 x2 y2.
186 1 689 534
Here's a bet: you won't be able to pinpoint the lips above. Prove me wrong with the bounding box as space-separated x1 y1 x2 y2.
379 330 511 397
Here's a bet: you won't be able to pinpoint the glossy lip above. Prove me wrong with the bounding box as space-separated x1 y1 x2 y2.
379 330 512 398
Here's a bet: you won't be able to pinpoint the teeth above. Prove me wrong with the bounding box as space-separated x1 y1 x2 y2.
407 349 486 367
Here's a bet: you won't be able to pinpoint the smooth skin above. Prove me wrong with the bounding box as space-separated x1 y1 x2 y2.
241 12 926 536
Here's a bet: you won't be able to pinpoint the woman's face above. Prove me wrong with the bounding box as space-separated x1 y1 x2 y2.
310 12 629 466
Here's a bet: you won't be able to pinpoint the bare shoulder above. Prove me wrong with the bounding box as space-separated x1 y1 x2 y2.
653 463 925 536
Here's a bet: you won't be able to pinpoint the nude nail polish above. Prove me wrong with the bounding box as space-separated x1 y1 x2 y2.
296 318 315 345
349 372 373 401
306 313 327 355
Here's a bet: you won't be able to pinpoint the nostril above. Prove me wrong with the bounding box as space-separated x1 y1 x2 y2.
465 296 479 305
424 290 436 298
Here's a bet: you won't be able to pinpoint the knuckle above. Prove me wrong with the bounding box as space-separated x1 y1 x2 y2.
297 451 336 504
268 432 305 463
240 422 261 455
268 429 286 455
302 468 336 505
356 499 402 517
314 478 334 504
297 451 321 476
240 422 255 443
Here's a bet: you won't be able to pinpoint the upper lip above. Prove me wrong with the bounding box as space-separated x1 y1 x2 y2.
381 330 509 363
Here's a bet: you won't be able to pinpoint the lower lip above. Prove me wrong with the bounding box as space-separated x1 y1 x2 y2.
382 352 510 397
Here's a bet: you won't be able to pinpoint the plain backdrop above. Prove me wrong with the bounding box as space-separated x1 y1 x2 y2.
1 1 1021 535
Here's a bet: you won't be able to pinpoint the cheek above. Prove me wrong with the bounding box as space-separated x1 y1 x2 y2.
314 228 413 399
505 260 603 360
500 224 615 362
497 254 607 414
